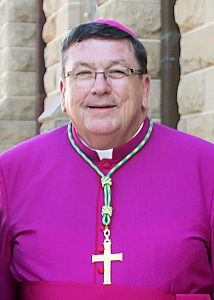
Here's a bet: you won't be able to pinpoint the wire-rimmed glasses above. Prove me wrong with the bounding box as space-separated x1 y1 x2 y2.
64 67 144 88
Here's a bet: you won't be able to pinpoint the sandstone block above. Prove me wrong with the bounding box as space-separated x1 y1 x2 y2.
44 64 60 94
0 96 36 120
55 3 81 38
142 39 160 79
45 91 62 114
178 113 214 143
56 63 62 86
43 0 58 18
177 117 186 132
148 79 161 119
42 14 56 44
0 75 4 97
1 48 36 72
204 67 214 111
96 0 161 38
178 72 205 115
0 120 36 145
97 0 109 6
44 37 61 68
205 0 214 23
81 0 96 21
54 118 68 128
40 116 68 133
0 26 4 50
0 1 5 26
40 119 56 133
180 23 214 74
4 23 36 48
0 50 3 74
178 66 214 116
174 0 205 33
2 72 36 97
39 90 68 128
39 90 61 122
7 0 36 23
40 119 57 133
43 0 64 18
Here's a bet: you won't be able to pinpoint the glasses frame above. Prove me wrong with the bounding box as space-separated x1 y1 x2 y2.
64 67 144 81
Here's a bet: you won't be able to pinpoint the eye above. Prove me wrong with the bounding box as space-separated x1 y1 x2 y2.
74 70 93 80
107 68 130 79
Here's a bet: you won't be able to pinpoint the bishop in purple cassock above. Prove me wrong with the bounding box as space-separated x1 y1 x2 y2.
0 20 214 300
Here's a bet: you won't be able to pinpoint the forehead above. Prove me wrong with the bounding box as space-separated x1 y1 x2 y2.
64 38 137 68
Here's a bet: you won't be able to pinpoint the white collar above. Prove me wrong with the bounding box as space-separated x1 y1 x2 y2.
80 122 144 160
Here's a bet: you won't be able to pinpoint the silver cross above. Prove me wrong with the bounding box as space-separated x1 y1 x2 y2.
92 228 123 285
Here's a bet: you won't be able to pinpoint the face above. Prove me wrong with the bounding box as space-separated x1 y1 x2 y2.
60 38 150 149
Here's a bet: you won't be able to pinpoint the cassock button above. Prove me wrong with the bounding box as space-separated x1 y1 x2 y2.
98 266 104 274
100 225 111 231
103 162 111 169
100 225 105 231
98 246 104 253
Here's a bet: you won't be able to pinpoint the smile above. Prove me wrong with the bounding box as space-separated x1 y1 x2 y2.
88 105 116 109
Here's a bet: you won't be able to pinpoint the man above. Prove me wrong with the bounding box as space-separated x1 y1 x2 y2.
0 20 214 300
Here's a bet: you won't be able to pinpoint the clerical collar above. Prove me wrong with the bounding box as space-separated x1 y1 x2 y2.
71 117 151 164
79 122 144 160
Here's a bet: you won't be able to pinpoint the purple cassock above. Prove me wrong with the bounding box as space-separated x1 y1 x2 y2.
0 117 214 300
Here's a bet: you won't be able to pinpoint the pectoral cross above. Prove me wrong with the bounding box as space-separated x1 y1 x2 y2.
92 228 123 285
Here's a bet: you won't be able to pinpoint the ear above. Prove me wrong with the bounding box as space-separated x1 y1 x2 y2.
60 79 66 112
141 74 151 112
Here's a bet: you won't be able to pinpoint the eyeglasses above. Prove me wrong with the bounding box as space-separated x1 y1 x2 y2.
64 67 143 81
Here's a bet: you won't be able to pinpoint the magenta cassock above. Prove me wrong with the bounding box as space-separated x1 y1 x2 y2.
18 281 211 300
1 118 214 299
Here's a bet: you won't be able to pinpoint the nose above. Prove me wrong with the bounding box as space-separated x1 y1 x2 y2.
90 72 112 95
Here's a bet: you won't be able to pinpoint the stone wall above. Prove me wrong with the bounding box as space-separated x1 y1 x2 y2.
40 0 161 132
175 0 214 142
0 0 37 152
39 0 94 132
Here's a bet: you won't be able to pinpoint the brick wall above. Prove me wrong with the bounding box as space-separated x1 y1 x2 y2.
0 0 37 152
175 0 214 142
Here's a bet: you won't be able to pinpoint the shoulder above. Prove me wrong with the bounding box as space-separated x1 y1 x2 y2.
151 122 214 205
0 125 69 166
152 122 214 157
149 121 214 179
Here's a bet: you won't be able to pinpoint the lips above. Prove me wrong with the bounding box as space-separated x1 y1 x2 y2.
88 105 116 109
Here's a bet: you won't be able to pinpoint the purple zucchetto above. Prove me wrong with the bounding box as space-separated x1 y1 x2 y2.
91 19 138 39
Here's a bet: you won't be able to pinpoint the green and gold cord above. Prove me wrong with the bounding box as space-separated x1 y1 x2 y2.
68 118 153 226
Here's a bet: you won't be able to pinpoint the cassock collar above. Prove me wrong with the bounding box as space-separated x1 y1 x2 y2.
71 117 150 164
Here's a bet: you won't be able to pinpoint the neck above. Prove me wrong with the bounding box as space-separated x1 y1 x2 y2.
78 123 144 160
78 124 143 150
76 115 146 150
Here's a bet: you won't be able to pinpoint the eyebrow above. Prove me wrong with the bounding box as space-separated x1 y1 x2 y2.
72 59 129 69
72 61 95 69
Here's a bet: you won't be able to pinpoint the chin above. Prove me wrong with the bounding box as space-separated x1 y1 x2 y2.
85 121 120 136
87 127 118 136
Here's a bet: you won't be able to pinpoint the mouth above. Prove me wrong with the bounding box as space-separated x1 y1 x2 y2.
87 105 116 110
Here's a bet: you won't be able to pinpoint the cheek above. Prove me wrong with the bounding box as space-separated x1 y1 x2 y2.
65 90 91 119
113 85 129 104
129 84 144 105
